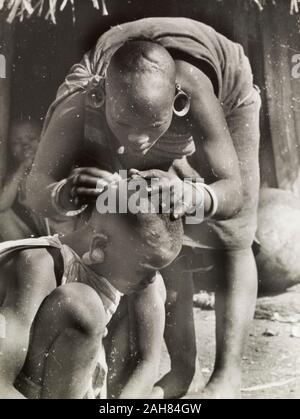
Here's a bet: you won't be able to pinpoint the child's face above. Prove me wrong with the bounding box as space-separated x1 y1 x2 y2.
9 123 40 164
105 77 173 156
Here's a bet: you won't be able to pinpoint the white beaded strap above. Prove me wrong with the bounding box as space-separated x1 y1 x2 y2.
48 179 88 217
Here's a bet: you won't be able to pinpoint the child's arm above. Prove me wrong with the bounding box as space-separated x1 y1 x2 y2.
0 164 27 212
118 279 166 399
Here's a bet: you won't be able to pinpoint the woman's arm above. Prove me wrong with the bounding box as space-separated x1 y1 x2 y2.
26 92 85 217
26 91 118 218
177 61 243 220
118 280 166 399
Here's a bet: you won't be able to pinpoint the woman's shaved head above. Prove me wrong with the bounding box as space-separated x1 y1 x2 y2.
107 40 176 111
107 39 176 89
105 41 176 155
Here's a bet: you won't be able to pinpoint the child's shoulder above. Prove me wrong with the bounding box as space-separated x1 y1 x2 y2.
16 246 53 265
0 236 62 272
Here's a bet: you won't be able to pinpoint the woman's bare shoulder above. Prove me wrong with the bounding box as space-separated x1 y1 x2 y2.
174 60 215 97
51 91 86 125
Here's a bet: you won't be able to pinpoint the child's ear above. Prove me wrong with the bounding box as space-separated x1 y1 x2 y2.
82 234 108 265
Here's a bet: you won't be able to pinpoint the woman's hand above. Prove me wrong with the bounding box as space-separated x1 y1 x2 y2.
59 167 121 210
130 169 202 220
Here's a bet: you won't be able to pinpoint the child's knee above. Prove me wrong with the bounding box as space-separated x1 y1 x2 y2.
49 284 107 338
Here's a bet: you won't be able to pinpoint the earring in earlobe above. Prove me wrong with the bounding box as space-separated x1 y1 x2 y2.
82 248 106 265
82 249 105 266
82 251 94 266
88 82 106 109
82 233 108 265
173 83 191 117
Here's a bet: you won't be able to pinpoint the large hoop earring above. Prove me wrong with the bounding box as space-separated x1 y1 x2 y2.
173 83 191 117
88 87 106 109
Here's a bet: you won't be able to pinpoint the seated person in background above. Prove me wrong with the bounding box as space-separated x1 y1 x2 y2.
0 120 47 241
0 180 183 399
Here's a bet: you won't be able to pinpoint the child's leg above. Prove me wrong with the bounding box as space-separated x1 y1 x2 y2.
20 283 107 399
0 249 57 398
158 256 197 399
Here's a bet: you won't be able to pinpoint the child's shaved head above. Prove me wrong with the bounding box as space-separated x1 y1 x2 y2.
134 213 183 270
89 209 183 272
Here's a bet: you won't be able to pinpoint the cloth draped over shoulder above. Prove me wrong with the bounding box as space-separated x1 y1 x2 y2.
43 17 253 135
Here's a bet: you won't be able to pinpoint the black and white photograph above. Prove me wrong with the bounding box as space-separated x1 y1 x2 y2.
0 0 299 400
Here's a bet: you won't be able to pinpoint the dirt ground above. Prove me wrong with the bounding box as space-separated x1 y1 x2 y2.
160 285 300 399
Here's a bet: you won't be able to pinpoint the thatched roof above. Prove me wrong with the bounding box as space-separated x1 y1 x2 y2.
0 0 108 23
0 0 299 24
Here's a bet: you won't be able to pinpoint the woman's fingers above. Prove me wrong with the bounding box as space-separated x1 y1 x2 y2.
129 168 141 176
137 169 165 179
171 200 187 220
72 167 118 183
74 187 105 197
72 174 102 188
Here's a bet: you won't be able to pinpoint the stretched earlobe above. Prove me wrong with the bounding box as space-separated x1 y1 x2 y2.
82 233 108 265
173 83 191 117
82 248 106 265
82 251 95 266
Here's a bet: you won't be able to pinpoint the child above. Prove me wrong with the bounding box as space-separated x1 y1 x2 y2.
0 120 46 241
0 183 183 399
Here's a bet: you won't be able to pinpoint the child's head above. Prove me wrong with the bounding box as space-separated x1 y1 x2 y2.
133 213 184 270
105 40 176 156
9 119 41 166
85 209 183 293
